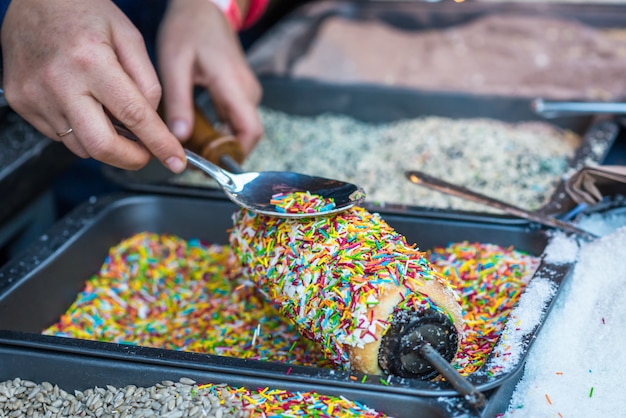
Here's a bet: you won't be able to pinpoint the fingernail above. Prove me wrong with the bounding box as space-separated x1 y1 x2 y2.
165 156 185 173
170 119 189 139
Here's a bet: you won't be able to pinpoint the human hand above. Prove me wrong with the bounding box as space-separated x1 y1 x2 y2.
157 0 263 156
0 0 187 173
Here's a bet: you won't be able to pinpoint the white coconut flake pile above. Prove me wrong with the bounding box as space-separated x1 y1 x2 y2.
577 207 626 237
542 232 580 265
487 276 558 376
505 224 626 417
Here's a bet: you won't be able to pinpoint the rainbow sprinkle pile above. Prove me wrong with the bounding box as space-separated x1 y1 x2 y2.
428 242 540 375
229 207 462 373
44 233 539 378
271 191 336 214
194 383 386 417
44 233 330 367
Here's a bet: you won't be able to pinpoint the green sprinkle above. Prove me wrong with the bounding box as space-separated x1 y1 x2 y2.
589 387 594 398
379 378 389 386
289 341 297 353
361 375 368 384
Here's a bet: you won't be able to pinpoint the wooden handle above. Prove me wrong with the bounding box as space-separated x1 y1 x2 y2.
183 105 245 166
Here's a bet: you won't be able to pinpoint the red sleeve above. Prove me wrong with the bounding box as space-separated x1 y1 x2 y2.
241 0 269 30
210 0 243 30
210 0 268 31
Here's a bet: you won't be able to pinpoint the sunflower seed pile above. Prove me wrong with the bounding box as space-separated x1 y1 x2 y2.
0 377 246 418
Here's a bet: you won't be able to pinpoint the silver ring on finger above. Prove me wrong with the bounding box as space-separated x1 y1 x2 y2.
56 127 73 137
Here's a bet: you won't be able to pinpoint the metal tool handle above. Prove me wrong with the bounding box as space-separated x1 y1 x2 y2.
109 115 240 191
405 170 598 241
184 149 238 191
419 343 486 410
186 105 244 173
107 105 244 174
531 98 626 118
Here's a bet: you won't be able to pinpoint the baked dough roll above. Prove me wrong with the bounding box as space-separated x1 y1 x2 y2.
229 206 463 379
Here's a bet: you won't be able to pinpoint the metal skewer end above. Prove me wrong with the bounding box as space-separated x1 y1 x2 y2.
419 343 486 410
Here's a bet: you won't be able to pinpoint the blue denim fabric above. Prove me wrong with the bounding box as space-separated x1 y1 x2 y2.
112 0 169 62
0 0 9 29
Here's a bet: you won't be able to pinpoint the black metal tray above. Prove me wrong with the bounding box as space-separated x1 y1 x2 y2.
0 193 573 417
0 332 527 418
103 77 619 217
247 0 626 81
0 109 76 226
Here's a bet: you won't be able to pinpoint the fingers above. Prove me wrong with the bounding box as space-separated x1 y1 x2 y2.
16 108 93 160
157 0 264 156
21 54 185 173
0 0 187 173
24 97 153 170
66 97 155 170
88 64 187 172
53 126 90 160
158 46 195 141
208 73 263 155
112 23 163 110
94 15 187 172
198 38 263 155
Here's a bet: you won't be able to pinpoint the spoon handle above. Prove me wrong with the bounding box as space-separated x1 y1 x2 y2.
108 116 239 191
405 170 597 240
531 98 626 117
184 149 238 191
219 154 244 174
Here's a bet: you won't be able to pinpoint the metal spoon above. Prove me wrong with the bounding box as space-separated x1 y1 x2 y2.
111 118 366 218
405 170 598 241
531 98 626 117
185 149 366 217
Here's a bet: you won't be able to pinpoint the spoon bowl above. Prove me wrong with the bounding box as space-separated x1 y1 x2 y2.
185 149 366 218
109 115 366 218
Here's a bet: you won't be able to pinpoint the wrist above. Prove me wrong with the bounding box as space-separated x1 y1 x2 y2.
209 0 242 30
236 0 250 20
242 0 267 30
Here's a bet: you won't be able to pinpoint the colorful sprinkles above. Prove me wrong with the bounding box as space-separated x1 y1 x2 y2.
229 207 462 373
44 228 539 379
271 191 336 214
193 382 386 417
427 242 540 375
43 232 330 367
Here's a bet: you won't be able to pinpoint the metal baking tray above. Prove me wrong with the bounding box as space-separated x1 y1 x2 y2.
103 77 619 217
247 0 626 83
0 193 573 417
0 333 525 418
0 109 76 226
